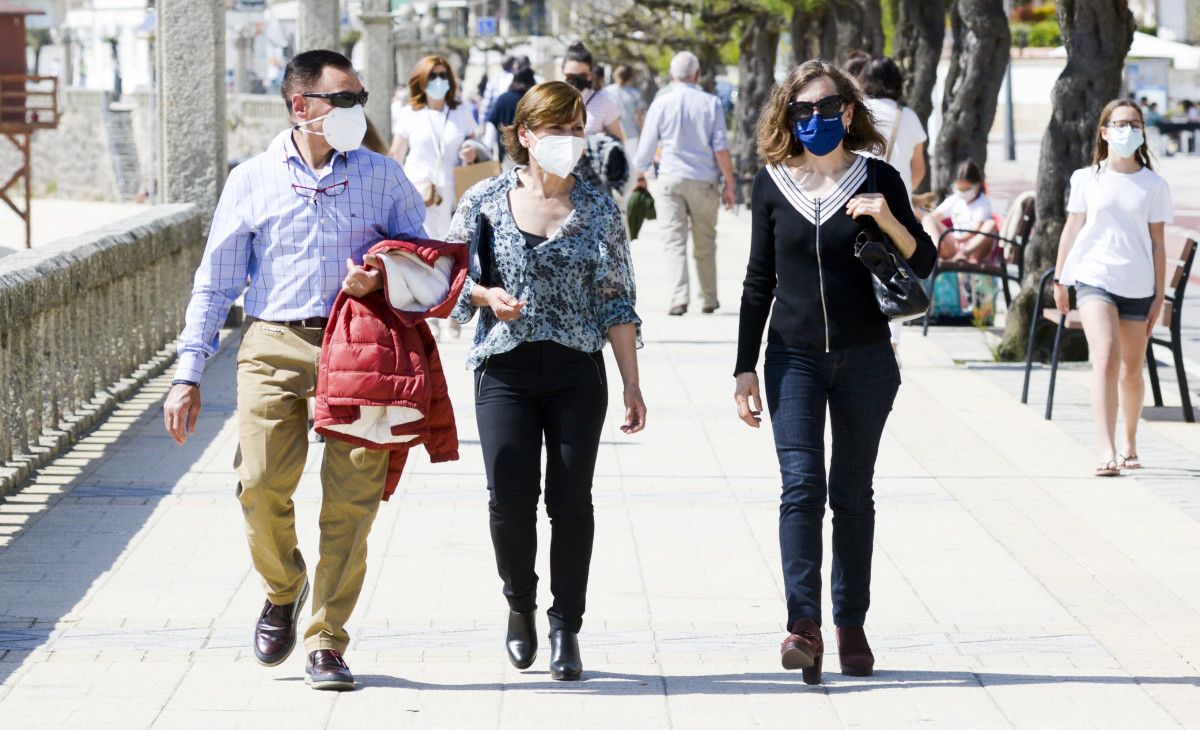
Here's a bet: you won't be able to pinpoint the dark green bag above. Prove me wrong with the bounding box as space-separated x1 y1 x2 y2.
626 187 657 241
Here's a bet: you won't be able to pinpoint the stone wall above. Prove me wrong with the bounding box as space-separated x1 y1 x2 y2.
0 204 204 495
227 93 291 164
0 90 288 205
0 88 123 202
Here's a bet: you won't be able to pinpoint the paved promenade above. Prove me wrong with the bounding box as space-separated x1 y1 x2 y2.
1 210 1199 729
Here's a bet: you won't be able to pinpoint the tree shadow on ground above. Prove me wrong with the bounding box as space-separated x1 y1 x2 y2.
278 669 1200 695
0 335 239 687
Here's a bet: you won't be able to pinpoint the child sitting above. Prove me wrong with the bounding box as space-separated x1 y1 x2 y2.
922 159 997 263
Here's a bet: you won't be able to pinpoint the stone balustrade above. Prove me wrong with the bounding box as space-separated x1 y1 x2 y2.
0 205 204 494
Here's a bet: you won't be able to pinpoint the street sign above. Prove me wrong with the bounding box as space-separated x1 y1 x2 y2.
477 16 497 36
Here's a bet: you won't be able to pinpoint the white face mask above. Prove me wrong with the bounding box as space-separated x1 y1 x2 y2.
295 104 367 153
1107 126 1144 159
529 134 586 178
425 77 451 101
953 185 979 203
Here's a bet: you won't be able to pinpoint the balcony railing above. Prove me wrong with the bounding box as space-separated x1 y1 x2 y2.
0 74 59 132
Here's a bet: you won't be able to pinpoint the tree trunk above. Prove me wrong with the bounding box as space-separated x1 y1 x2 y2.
791 0 883 64
996 0 1135 361
932 0 1010 193
735 12 780 203
893 0 946 131
832 0 885 56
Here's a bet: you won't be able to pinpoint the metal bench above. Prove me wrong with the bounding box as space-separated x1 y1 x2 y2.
1021 236 1197 422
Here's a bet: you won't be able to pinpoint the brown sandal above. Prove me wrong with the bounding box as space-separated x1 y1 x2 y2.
1119 454 1142 470
1094 460 1120 477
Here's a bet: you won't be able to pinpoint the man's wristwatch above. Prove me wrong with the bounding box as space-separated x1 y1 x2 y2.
172 379 198 387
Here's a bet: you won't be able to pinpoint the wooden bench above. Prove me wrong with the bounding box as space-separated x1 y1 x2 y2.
1021 236 1197 422
922 192 1036 336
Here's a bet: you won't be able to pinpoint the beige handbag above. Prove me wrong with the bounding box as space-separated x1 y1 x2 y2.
415 180 442 207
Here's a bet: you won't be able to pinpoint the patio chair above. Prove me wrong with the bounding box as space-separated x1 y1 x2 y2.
922 192 1036 336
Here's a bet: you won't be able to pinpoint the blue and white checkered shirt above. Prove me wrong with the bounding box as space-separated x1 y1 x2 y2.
174 129 427 384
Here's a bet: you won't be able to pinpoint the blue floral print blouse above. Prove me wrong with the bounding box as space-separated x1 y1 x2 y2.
448 168 642 370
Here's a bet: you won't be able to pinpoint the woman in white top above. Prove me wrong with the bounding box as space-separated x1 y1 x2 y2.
1054 99 1172 477
851 54 928 350
390 55 478 239
561 42 624 141
854 56 927 197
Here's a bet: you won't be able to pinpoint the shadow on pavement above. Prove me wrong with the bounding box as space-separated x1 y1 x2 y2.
278 669 1200 694
0 336 238 687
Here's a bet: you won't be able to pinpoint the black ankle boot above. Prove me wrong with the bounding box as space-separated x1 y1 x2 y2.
505 610 537 669
548 629 582 681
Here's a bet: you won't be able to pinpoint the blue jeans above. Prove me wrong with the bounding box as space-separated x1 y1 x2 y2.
764 342 900 629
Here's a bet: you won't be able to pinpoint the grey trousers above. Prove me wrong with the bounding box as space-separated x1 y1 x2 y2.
654 176 720 309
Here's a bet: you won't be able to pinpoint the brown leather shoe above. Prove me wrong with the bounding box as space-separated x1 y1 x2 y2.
781 618 824 685
305 649 355 691
668 304 688 316
836 626 875 676
252 580 309 667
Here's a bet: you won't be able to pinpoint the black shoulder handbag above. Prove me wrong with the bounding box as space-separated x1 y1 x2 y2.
852 162 930 322
469 211 499 288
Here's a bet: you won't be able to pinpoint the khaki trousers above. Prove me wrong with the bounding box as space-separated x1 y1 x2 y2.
655 176 720 309
234 318 389 653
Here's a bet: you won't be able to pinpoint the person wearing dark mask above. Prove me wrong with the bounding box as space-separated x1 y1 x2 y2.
487 63 537 165
561 41 624 141
163 49 427 692
733 60 935 684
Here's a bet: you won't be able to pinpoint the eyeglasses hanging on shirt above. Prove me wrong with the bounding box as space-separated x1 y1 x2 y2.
285 153 350 204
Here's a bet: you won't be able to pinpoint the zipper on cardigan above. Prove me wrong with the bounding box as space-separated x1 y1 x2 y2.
814 196 830 353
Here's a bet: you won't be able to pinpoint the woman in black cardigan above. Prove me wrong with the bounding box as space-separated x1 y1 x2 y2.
733 60 935 685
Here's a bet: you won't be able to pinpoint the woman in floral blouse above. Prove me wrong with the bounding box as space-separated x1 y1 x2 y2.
448 81 645 681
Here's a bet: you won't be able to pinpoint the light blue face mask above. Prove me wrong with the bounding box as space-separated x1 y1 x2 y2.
425 77 451 101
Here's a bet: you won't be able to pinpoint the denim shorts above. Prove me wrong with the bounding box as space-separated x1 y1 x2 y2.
1074 283 1154 321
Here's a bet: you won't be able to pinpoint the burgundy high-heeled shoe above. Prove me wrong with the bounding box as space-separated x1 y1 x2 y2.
780 618 824 685
836 626 874 676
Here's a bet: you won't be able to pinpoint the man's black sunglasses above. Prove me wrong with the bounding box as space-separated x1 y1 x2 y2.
788 95 845 122
302 90 369 108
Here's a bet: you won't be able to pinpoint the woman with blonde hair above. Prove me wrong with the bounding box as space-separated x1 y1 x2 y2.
448 81 645 681
1053 99 1172 476
734 60 935 684
390 55 478 238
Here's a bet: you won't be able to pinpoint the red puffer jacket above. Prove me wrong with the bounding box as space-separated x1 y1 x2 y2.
314 239 469 500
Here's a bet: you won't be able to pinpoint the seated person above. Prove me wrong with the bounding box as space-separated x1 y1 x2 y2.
921 159 997 263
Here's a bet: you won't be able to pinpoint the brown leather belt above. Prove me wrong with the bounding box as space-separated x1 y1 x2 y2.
264 317 328 329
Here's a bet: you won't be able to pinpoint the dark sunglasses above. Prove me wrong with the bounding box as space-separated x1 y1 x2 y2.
788 95 845 122
428 71 450 81
301 89 369 108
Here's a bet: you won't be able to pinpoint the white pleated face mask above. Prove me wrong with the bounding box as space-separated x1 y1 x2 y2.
530 134 587 178
1106 125 1144 159
295 104 367 152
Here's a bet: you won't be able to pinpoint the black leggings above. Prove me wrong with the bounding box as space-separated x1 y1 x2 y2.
474 341 608 634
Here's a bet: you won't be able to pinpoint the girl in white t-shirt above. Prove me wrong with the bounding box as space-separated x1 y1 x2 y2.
389 55 478 239
1054 99 1172 477
922 159 997 263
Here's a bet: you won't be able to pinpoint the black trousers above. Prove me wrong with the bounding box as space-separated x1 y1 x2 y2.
474 340 608 634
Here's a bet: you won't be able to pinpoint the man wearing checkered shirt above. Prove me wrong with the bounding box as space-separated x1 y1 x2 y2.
162 50 426 691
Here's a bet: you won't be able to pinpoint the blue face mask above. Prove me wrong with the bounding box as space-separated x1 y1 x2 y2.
793 113 846 157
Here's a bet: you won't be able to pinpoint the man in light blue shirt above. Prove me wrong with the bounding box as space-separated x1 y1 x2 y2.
161 50 425 691
633 51 736 316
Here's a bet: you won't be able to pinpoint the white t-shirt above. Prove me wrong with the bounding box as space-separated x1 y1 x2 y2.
392 104 476 191
1060 164 1173 298
581 88 622 137
933 190 993 232
863 98 927 197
